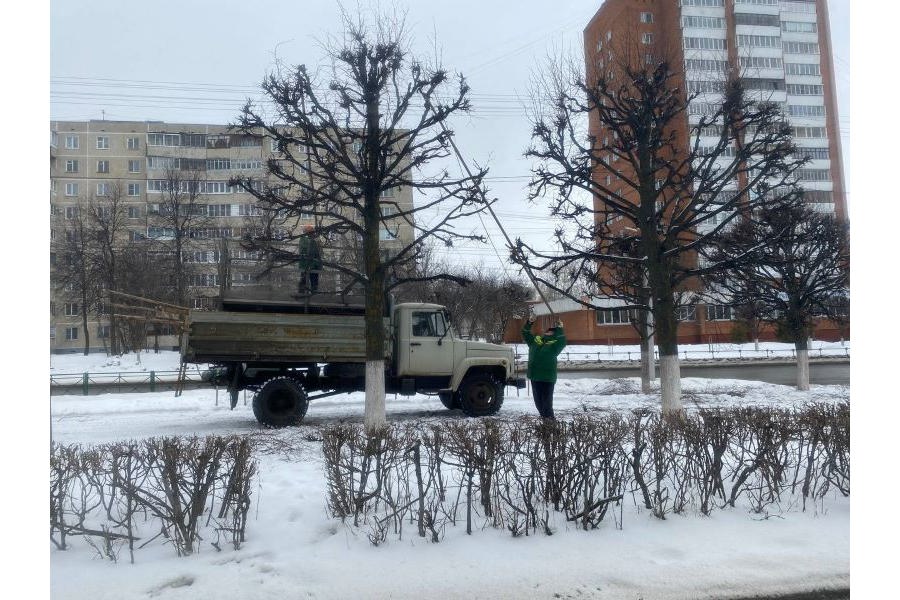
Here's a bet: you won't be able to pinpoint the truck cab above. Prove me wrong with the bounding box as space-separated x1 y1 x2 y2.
390 303 522 414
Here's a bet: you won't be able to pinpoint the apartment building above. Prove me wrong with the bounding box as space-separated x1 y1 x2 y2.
49 120 415 353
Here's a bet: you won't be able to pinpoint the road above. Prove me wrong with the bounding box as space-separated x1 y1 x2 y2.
559 361 849 386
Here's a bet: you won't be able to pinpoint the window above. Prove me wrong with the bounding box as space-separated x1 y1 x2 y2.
207 135 230 149
411 311 447 337
65 206 78 220
737 35 780 48
208 204 231 217
65 182 78 197
685 58 730 72
789 104 826 118
797 147 830 160
128 159 141 173
65 327 78 341
683 37 726 50
640 12 653 24
129 230 144 241
733 13 780 27
688 102 720 116
65 230 78 242
782 21 817 33
203 181 233 194
781 1 817 14
743 78 785 91
147 133 181 147
735 0 777 4
96 182 110 196
97 160 109 173
232 158 263 170
787 83 823 96
65 135 79 149
796 168 830 181
238 204 261 217
739 56 783 70
642 32 653 45
147 156 178 170
676 306 696 321
96 136 109 149
234 135 262 147
682 15 725 29
65 160 79 173
792 126 827 138
97 324 111 339
127 183 140 196
127 136 140 150
207 158 231 171
180 133 206 148
190 273 220 287
681 0 723 5
596 308 634 325
688 80 726 94
705 304 733 321
127 206 141 219
783 41 819 54
803 190 833 204
786 63 821 76
64 302 80 317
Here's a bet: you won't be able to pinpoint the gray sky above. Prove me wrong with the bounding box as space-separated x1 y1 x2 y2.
50 0 851 281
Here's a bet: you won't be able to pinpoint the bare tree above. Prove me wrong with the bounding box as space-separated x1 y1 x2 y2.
516 41 805 413
147 167 213 307
233 10 489 431
705 201 849 390
88 185 130 355
52 205 100 355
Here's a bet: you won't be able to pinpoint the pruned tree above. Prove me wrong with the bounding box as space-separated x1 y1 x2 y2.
146 167 213 307
233 10 489 431
516 40 806 413
52 205 101 355
88 184 130 355
704 201 849 390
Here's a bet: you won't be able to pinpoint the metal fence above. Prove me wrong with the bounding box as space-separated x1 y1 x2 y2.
50 370 206 396
514 346 850 364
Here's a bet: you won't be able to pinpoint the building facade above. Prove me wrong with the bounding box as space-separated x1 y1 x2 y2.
49 120 415 353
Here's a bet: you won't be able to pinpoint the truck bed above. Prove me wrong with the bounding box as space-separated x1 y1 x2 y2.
184 310 371 364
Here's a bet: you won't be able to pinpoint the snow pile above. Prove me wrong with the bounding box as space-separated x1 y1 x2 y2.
50 379 849 599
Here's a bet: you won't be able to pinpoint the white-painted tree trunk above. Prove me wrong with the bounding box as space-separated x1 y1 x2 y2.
659 354 683 414
796 348 810 391
754 337 759 352
364 360 386 432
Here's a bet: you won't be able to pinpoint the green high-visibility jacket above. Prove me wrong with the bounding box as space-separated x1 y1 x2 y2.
298 236 322 271
522 322 567 383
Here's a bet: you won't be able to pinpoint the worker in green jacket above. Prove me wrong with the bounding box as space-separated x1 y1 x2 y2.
522 315 566 419
297 224 322 293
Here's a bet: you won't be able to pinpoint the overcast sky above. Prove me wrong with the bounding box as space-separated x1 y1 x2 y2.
49 0 851 281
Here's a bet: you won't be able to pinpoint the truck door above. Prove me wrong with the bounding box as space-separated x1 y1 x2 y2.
406 310 454 376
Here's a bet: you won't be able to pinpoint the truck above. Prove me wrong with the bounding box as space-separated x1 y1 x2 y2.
182 291 525 427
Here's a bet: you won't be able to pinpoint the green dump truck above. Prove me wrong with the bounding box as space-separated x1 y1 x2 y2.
183 292 525 427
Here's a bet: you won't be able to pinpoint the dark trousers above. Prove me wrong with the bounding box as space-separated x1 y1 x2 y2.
300 271 319 293
531 380 555 419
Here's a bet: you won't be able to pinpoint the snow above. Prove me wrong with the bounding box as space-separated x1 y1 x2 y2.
50 376 849 600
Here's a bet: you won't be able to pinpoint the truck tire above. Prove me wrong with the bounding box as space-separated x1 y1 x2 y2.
252 377 309 428
456 374 503 417
439 392 459 411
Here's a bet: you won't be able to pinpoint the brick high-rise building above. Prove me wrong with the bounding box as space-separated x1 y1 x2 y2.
584 0 846 220
505 0 848 345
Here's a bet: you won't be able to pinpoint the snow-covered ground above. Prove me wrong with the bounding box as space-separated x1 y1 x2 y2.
49 339 849 377
50 377 849 600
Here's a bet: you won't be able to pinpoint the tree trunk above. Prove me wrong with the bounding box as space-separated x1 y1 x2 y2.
653 298 682 415
639 307 655 393
795 337 810 391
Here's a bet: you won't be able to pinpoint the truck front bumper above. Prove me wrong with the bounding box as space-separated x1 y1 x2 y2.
507 377 527 389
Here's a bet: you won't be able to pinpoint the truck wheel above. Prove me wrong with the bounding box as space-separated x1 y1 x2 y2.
457 374 503 417
439 392 459 411
252 377 309 428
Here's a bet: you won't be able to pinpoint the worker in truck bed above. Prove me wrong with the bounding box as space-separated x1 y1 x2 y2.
298 224 323 293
